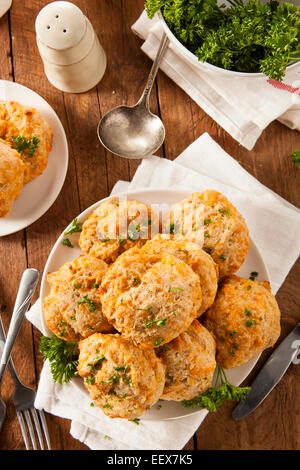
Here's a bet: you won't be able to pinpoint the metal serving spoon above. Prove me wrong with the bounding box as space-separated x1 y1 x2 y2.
98 33 169 160
0 269 39 431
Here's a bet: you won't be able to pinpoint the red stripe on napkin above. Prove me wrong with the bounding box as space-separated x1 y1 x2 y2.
267 79 300 95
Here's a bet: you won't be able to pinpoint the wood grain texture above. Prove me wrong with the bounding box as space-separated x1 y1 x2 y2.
0 0 299 451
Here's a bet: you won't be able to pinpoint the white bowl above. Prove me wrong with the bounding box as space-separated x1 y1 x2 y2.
158 9 298 79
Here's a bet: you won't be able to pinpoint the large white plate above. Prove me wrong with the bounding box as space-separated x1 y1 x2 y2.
0 80 68 236
40 188 269 421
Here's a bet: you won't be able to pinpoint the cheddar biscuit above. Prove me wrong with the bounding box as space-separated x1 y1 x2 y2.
78 333 166 419
142 234 218 314
79 197 160 263
163 190 249 277
203 275 281 369
157 320 216 401
43 255 113 342
0 100 53 183
100 247 202 348
0 141 24 217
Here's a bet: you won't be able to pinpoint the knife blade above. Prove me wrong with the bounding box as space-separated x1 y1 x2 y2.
232 321 300 420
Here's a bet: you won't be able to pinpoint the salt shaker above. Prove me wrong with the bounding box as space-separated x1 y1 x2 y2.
35 1 107 93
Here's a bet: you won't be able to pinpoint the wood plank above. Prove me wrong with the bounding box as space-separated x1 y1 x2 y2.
0 9 31 451
6 0 86 450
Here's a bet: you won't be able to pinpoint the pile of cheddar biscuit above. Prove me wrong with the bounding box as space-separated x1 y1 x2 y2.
43 191 281 419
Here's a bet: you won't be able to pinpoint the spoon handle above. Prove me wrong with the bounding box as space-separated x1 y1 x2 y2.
0 269 39 387
138 32 169 107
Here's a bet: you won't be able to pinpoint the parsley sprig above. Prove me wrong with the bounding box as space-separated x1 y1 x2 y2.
291 149 300 169
64 218 83 236
145 0 300 81
39 335 78 385
11 135 40 158
181 366 251 412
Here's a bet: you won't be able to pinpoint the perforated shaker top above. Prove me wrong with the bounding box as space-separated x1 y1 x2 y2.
35 1 87 50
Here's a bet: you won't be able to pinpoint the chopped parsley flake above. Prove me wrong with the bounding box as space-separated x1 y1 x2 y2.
154 338 164 346
86 376 95 385
144 318 167 328
168 287 184 293
202 219 212 226
62 238 73 248
220 254 226 261
130 418 140 425
77 296 97 312
64 218 83 236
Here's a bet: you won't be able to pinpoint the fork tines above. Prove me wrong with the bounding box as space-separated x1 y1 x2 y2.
16 408 51 450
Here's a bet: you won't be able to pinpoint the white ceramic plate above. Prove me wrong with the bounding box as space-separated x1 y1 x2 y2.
0 80 68 236
0 0 12 19
40 188 269 421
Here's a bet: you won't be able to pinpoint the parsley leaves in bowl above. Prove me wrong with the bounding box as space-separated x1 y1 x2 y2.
145 0 300 81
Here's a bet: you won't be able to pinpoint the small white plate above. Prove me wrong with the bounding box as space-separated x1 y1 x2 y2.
0 80 68 236
40 188 269 421
0 0 12 19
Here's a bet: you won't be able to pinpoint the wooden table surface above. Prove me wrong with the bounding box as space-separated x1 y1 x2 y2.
0 0 299 451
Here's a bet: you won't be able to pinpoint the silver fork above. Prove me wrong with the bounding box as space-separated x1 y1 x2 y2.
0 315 51 450
0 269 50 449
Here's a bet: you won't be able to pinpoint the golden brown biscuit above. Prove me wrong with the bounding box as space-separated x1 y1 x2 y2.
0 100 53 183
157 320 216 401
100 247 202 349
142 234 218 314
203 275 281 369
163 190 249 277
43 255 113 342
77 333 166 419
0 141 24 217
79 198 160 263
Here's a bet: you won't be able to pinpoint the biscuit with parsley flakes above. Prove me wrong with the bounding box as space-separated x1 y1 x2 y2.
142 234 218 314
157 320 216 401
203 275 281 369
100 247 202 349
77 333 166 419
43 255 113 342
79 197 160 264
0 141 24 217
163 190 249 278
0 100 53 184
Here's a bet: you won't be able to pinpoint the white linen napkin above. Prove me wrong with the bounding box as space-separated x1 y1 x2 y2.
132 11 300 150
26 132 300 450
